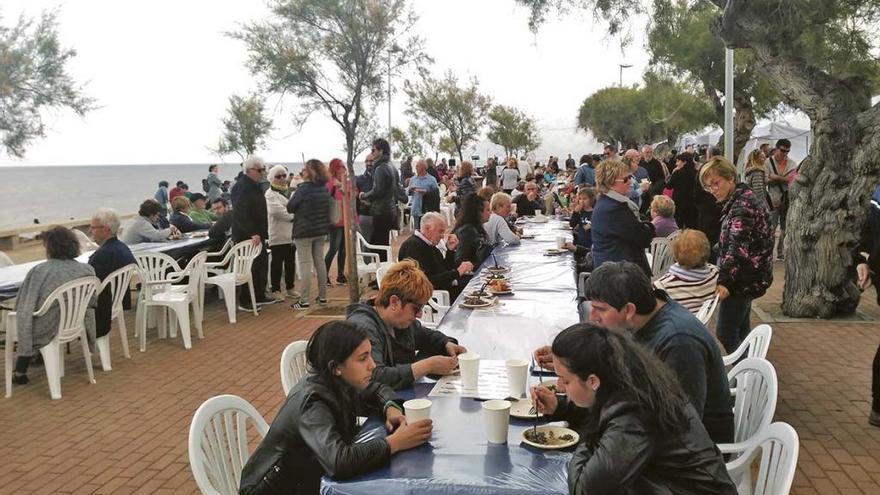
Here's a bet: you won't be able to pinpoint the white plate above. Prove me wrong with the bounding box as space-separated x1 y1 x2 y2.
190 231 209 237
461 297 494 309
488 289 513 296
510 399 543 419
520 426 579 450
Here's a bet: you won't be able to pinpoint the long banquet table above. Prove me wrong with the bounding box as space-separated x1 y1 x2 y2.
322 218 580 495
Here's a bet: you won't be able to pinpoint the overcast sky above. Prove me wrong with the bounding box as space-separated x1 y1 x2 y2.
0 0 652 166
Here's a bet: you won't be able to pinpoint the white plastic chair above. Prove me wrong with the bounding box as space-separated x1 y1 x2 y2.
280 340 309 396
723 324 773 366
649 237 674 279
720 358 778 455
74 229 99 251
136 252 207 351
420 293 451 329
5 276 100 399
356 232 393 287
95 264 137 371
722 422 799 495
696 294 720 325
134 252 182 338
188 394 269 495
205 240 262 324
0 251 14 268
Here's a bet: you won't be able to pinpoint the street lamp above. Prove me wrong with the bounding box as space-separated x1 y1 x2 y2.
387 44 402 144
618 63 633 87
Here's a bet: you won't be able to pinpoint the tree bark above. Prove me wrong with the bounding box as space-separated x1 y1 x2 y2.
344 132 360 303
732 93 755 163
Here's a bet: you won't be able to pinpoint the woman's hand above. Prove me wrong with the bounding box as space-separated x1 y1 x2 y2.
532 345 555 371
384 407 406 433
446 342 467 357
386 419 433 454
715 284 730 300
857 263 872 290
531 385 559 415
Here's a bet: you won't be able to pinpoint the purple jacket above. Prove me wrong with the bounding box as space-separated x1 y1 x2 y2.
717 183 774 297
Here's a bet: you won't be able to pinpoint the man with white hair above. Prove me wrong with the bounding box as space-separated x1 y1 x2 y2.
231 156 275 310
398 212 474 299
407 157 439 230
88 208 136 341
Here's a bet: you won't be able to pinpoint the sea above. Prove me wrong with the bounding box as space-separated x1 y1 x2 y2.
0 162 368 230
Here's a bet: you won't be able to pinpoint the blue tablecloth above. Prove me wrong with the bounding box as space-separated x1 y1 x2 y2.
322 218 580 495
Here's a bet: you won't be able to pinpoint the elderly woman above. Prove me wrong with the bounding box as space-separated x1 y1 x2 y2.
653 229 719 314
265 165 297 301
700 157 773 353
591 159 655 275
407 157 439 230
743 148 769 210
484 192 520 246
11 227 97 385
650 195 680 237
120 199 180 245
169 196 211 233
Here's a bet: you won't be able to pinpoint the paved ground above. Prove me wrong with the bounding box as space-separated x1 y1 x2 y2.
1 246 880 494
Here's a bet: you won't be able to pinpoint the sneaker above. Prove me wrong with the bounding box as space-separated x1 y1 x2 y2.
255 297 278 307
272 291 285 302
286 289 301 299
336 275 348 284
317 298 328 306
238 302 260 312
870 410 880 427
12 373 28 385
291 301 310 310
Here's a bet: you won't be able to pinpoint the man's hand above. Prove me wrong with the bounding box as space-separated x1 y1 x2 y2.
639 181 651 193
169 225 181 236
532 345 554 371
561 242 576 252
385 406 406 432
446 234 459 251
857 263 873 290
716 284 730 300
250 235 261 247
446 342 467 357
427 355 458 375
457 261 474 276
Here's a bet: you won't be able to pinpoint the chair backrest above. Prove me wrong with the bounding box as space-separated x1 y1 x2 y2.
280 341 310 396
188 394 269 495
134 252 181 284
230 240 262 279
0 250 14 268
726 324 773 365
728 358 778 446
725 422 799 495
35 276 100 344
355 232 369 254
650 237 674 278
99 264 137 313
183 251 209 295
376 264 391 287
207 239 234 260
696 294 720 325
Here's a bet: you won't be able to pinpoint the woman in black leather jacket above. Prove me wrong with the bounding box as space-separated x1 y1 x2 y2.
239 322 433 495
453 193 492 268
531 324 736 495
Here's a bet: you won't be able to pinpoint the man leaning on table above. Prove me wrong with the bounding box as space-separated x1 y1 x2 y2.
346 259 467 390
398 212 473 300
533 261 734 445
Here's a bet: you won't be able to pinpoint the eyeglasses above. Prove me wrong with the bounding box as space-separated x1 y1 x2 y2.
275 174 288 179
703 178 725 191
778 148 790 154
615 174 634 183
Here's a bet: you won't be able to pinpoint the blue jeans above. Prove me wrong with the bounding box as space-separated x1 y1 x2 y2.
715 294 753 354
324 226 346 279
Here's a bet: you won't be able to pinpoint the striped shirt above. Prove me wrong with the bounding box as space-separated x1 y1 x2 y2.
653 263 719 314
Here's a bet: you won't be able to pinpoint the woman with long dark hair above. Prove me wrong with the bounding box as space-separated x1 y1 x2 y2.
453 192 492 268
532 324 736 495
240 321 432 495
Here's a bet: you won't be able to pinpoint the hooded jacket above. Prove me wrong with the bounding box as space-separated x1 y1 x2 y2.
346 302 456 389
287 181 330 239
239 374 397 495
717 183 774 297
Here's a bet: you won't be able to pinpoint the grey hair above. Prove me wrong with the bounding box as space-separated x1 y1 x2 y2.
490 192 512 211
243 155 265 172
93 208 121 235
419 212 446 232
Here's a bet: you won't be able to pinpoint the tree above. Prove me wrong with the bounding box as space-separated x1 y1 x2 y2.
0 10 95 158
487 105 542 157
640 71 716 147
390 121 433 159
234 0 427 302
577 86 646 148
516 0 880 318
214 93 274 160
405 71 492 161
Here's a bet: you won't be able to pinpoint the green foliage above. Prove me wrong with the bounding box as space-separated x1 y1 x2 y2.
487 105 542 157
215 94 273 159
578 73 714 148
404 71 492 161
390 121 434 158
0 10 95 158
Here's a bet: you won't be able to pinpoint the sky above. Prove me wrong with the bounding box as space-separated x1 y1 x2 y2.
0 0 652 166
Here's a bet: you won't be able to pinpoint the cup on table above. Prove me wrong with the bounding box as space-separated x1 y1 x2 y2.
482 399 512 444
556 236 565 249
505 359 529 398
458 352 480 388
403 399 432 423
511 203 517 215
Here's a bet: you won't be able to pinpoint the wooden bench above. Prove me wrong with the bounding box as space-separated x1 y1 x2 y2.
0 214 137 251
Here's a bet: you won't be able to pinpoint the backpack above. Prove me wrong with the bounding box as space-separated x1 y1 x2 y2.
202 178 210 193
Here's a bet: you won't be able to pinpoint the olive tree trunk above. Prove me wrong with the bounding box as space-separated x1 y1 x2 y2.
344 133 360 303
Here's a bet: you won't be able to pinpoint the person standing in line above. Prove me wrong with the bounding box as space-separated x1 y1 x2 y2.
639 145 668 217
288 159 331 310
231 156 276 311
574 155 595 187
265 165 298 301
500 157 521 194
483 157 498 190
666 153 698 229
425 157 439 181
565 153 576 170
206 164 224 202
766 138 799 260
154 181 170 220
325 158 349 285
399 156 414 186
743 148 770 211
694 147 723 251
407 157 439 231
358 139 400 260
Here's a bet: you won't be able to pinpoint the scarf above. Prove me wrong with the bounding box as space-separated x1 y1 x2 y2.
605 190 640 219
270 182 290 198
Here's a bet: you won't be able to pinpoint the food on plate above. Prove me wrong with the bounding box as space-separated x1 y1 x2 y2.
524 429 575 445
469 289 490 298
463 295 488 306
544 383 557 393
487 265 508 273
487 279 510 292
485 272 507 280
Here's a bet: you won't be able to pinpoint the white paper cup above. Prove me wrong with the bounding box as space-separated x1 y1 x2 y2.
403 399 432 423
506 359 529 398
482 399 512 444
459 352 480 388
510 203 517 215
556 236 565 249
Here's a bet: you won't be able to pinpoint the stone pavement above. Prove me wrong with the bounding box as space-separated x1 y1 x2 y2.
1 255 879 494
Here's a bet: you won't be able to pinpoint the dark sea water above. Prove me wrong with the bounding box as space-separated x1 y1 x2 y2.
0 162 367 229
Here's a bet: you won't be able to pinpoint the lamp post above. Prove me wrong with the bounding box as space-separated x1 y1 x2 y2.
618 63 633 87
724 48 734 161
387 45 402 147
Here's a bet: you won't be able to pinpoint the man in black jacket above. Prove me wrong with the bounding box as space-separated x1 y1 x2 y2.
359 138 402 261
398 212 474 300
512 182 544 216
231 157 275 310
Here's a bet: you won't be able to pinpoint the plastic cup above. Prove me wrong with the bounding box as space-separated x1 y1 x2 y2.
556 236 565 249
403 399 432 423
482 399 512 444
506 359 529 398
511 203 517 215
459 352 480 388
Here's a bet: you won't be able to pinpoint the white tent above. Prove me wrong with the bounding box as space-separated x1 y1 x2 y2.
736 121 810 167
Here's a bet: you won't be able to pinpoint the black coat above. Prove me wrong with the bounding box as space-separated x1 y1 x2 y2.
287 181 331 239
169 212 210 233
666 162 698 229
239 374 397 495
512 194 544 217
361 156 402 216
398 234 464 299
453 223 492 268
231 175 268 242
88 237 136 338
590 194 654 276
